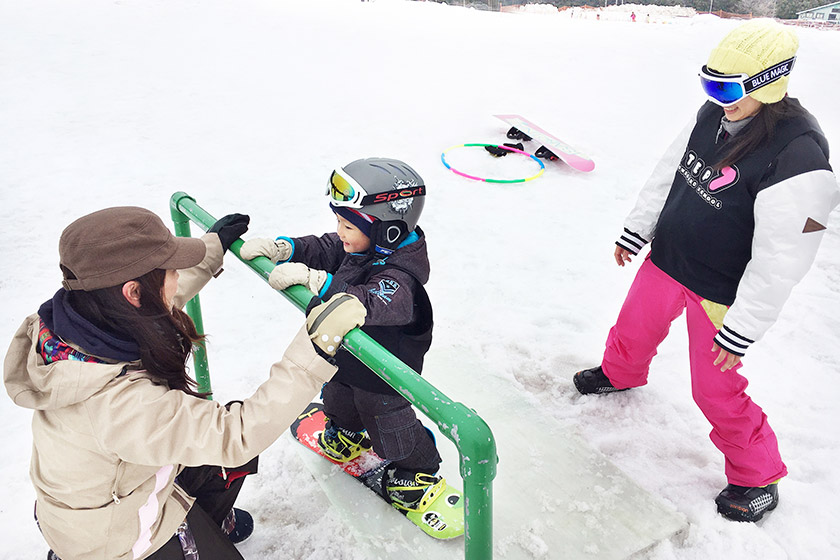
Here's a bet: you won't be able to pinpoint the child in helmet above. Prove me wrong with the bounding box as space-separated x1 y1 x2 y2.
573 20 839 522
241 158 442 512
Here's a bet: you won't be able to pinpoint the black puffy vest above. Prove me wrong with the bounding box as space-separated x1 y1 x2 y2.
650 100 827 305
331 262 433 395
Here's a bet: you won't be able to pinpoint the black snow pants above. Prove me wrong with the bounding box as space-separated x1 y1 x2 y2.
145 456 258 560
323 380 441 473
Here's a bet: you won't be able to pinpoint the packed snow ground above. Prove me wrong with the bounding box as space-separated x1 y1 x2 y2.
2 1 839 558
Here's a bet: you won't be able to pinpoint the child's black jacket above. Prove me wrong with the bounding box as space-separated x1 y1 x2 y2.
289 228 432 394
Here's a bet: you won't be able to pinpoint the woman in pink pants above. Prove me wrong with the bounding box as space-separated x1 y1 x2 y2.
574 20 839 522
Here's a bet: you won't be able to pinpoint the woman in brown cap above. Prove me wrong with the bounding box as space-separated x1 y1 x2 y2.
3 207 366 560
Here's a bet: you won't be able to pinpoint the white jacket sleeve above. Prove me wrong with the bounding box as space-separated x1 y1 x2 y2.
714 169 840 356
617 119 695 254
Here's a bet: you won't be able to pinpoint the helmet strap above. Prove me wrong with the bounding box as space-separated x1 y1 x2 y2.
370 220 409 256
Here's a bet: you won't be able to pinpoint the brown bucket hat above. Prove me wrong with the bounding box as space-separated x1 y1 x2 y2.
59 206 206 291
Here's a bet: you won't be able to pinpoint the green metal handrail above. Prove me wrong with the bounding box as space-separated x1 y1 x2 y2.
170 192 497 559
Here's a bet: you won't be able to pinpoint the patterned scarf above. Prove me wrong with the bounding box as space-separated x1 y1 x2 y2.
37 319 104 364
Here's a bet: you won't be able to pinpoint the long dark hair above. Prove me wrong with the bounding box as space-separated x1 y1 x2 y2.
63 267 208 397
715 97 808 170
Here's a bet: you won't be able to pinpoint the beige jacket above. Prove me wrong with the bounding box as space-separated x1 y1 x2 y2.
3 233 336 560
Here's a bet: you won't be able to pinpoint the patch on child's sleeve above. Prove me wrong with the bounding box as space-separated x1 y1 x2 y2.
369 279 400 304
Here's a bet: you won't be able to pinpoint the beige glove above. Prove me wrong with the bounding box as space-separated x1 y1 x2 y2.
268 262 329 294
240 237 293 264
306 293 366 356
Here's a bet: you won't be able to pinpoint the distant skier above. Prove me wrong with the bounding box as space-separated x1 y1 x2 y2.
631 11 636 22
241 158 444 513
573 20 838 522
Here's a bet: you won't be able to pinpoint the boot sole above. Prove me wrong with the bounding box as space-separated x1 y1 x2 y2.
716 497 778 522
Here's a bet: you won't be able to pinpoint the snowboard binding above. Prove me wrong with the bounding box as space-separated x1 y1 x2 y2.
534 145 559 161
485 142 524 157
506 126 532 142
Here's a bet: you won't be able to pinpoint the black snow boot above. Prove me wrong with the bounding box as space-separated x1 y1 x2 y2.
573 366 629 395
716 483 779 522
222 507 254 544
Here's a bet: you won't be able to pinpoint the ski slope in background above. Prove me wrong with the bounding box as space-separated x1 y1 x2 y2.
2 1 839 558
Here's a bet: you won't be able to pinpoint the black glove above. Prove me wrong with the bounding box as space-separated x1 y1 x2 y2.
208 214 250 253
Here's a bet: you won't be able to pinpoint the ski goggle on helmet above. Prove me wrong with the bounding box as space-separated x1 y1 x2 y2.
699 56 795 107
327 167 425 209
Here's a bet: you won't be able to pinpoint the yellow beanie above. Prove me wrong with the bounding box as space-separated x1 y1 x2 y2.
706 19 799 104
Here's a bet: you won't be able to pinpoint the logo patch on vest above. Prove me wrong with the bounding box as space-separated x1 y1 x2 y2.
678 151 740 209
370 278 400 303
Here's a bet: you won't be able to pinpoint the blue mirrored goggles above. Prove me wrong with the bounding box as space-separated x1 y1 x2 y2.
699 56 796 107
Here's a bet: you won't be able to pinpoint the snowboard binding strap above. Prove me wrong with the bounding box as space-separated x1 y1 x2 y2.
318 421 372 463
534 145 559 161
389 475 447 513
484 142 524 157
506 126 532 142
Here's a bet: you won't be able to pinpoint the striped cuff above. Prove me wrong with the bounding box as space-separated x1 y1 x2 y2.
616 228 648 255
714 325 755 357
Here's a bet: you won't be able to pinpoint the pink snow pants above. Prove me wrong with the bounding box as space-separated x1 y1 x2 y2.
601 258 787 487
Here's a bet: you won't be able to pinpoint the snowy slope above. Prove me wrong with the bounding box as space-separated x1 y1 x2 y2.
1 1 839 558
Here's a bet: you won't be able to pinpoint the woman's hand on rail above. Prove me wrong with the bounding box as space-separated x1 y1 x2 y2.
305 293 366 357
208 213 250 253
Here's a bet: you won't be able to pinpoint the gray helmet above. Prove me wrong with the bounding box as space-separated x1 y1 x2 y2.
341 158 425 231
333 158 426 255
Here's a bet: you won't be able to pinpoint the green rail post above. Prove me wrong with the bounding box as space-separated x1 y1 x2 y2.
169 195 212 398
169 192 497 560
